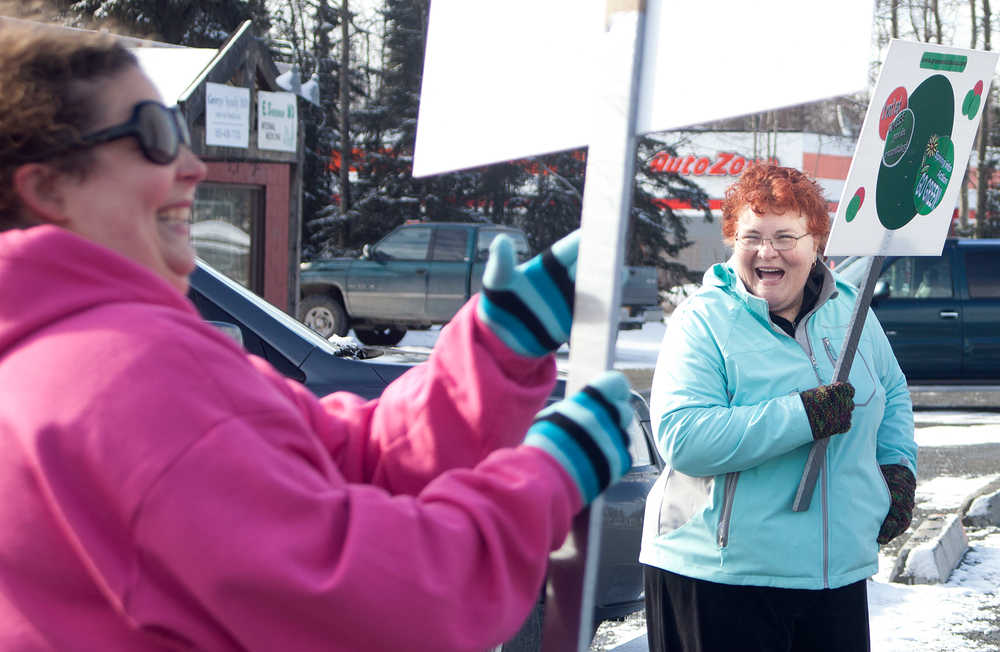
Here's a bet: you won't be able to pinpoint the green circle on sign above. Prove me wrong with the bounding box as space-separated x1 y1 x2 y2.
846 194 862 222
913 135 954 215
963 90 976 116
876 74 954 230
964 91 981 118
882 108 914 167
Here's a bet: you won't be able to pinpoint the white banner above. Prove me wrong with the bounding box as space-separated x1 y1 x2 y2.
205 82 250 148
413 0 875 177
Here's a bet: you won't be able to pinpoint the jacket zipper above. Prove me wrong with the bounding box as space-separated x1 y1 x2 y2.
822 337 837 367
798 323 831 586
717 472 739 547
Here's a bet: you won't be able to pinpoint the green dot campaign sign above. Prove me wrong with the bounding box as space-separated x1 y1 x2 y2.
826 40 998 256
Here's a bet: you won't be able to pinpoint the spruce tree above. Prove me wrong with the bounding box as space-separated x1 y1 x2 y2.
59 0 270 46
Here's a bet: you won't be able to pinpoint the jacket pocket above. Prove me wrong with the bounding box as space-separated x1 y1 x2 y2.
656 469 715 537
717 471 740 548
821 336 877 407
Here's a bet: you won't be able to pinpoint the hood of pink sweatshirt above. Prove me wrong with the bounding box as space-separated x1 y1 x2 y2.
0 225 196 356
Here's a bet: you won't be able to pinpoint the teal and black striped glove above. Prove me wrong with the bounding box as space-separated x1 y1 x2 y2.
477 230 578 357
524 371 633 505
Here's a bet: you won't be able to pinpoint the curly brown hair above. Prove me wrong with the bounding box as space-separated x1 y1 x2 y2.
0 21 137 227
720 162 831 251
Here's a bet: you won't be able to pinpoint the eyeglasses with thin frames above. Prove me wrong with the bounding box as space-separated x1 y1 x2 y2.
735 233 811 252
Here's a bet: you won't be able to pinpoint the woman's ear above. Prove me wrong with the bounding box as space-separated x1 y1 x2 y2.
12 163 72 225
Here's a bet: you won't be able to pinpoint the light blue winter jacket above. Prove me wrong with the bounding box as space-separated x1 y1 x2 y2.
639 261 917 590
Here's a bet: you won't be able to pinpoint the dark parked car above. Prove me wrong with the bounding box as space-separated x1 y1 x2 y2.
835 238 1000 383
187 260 661 650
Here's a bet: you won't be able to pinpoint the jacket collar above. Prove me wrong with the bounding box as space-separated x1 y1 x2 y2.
703 259 839 324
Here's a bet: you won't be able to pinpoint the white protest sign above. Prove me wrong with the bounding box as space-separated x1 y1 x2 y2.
205 82 250 148
257 91 298 153
413 0 874 178
826 40 999 256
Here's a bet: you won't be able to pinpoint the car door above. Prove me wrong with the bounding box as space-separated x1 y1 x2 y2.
424 226 472 321
348 225 431 320
469 228 532 296
870 252 962 380
960 246 1000 379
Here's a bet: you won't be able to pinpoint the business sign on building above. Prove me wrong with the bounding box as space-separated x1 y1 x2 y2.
257 91 297 153
205 82 250 148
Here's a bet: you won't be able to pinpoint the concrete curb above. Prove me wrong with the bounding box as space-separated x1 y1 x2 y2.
889 481 1000 585
890 513 968 584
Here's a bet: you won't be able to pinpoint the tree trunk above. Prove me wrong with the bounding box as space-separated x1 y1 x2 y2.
891 0 899 38
339 0 352 220
976 0 992 239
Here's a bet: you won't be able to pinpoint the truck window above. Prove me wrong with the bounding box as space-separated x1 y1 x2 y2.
965 250 1000 298
881 255 952 299
376 226 431 260
431 228 469 261
476 229 532 263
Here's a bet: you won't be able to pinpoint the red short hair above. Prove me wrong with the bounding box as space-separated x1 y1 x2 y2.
720 163 831 251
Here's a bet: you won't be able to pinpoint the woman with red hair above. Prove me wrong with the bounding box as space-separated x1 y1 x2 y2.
640 163 917 651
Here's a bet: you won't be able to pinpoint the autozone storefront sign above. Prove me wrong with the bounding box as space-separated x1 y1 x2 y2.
649 151 779 176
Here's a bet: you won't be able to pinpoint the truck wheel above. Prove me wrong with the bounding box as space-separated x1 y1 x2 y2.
353 326 407 346
299 294 349 338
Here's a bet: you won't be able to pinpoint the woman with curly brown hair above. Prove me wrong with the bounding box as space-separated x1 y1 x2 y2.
0 22 635 651
640 163 917 652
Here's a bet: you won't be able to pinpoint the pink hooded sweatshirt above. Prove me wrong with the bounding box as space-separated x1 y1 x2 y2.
0 226 581 651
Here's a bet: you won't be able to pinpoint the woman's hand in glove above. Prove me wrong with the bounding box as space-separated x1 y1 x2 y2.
524 370 633 505
800 381 855 440
476 231 578 357
878 464 916 544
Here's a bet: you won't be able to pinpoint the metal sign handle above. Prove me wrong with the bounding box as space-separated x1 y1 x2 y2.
792 255 885 512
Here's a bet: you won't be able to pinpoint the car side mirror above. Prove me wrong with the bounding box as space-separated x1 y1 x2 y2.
207 321 244 347
361 244 372 260
872 279 890 303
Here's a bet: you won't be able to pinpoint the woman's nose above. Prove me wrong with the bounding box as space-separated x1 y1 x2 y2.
176 146 208 183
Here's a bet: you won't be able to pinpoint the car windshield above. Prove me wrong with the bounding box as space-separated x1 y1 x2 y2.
195 260 367 358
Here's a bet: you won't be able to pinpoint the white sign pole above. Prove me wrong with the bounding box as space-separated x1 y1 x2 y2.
541 3 646 651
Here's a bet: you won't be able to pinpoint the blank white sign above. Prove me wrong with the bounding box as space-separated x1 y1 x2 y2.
414 0 875 177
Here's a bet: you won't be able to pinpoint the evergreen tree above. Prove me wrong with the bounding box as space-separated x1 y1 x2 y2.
322 0 712 284
59 0 270 46
346 0 491 252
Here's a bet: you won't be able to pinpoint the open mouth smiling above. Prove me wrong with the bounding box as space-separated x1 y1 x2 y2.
755 267 785 281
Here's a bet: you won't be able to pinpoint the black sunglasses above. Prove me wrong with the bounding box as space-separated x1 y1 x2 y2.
80 101 192 165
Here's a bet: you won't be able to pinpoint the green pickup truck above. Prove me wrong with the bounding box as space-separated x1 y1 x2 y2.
299 222 662 345
836 238 1000 383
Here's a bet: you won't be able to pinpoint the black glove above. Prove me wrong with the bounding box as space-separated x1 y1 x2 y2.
878 464 916 545
800 381 855 440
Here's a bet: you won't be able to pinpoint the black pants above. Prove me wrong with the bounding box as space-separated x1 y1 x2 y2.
643 565 871 652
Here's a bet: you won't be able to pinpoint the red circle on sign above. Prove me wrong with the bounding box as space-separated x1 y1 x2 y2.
878 86 908 140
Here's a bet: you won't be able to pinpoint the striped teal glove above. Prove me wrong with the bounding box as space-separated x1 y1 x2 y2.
524 371 633 505
477 230 578 357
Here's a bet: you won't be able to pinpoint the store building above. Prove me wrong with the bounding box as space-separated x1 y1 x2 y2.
654 129 983 274
132 20 304 314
